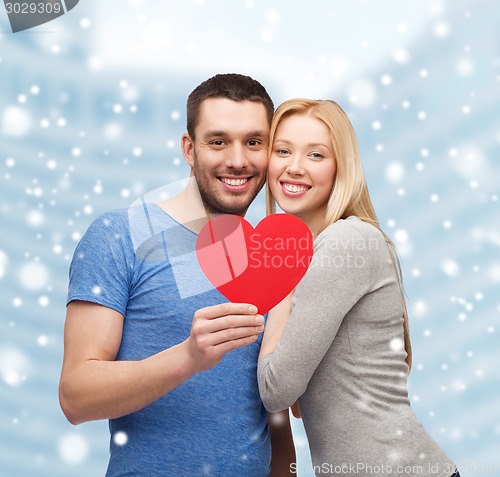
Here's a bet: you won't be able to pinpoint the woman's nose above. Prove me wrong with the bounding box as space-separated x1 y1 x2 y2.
285 156 305 175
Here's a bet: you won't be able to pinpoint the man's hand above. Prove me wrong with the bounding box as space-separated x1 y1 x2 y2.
291 401 301 419
269 410 296 475
186 303 264 373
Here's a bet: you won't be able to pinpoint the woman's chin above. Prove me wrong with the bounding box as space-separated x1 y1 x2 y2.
275 203 300 217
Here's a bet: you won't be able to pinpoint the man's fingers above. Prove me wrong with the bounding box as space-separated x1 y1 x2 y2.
188 303 263 371
195 303 258 320
205 325 264 347
212 334 260 355
197 314 264 334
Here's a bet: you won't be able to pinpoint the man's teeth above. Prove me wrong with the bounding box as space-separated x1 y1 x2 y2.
283 183 309 193
221 178 249 186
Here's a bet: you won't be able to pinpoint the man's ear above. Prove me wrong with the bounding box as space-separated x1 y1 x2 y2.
181 133 195 168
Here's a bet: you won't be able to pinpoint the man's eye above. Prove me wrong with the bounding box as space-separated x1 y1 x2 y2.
247 140 262 147
211 140 225 146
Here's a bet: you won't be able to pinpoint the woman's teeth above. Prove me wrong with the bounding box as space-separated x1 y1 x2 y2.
283 183 309 193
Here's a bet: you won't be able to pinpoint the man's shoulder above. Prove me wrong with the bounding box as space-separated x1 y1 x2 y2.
92 207 129 225
80 208 134 251
86 207 134 236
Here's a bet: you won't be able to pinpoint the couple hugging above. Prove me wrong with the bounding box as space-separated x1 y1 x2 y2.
59 74 458 477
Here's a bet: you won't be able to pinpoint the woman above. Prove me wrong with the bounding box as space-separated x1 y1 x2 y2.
257 99 459 477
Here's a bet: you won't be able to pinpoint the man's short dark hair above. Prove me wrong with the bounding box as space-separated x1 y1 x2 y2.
186 73 274 139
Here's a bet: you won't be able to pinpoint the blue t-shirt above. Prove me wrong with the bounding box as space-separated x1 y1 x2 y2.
67 203 271 477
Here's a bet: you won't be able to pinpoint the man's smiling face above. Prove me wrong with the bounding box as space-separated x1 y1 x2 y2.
185 98 270 216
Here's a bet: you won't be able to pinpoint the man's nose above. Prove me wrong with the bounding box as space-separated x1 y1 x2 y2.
225 144 249 169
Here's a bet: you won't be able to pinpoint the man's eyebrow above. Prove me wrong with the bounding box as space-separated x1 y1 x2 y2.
203 130 227 139
202 130 268 140
245 130 268 138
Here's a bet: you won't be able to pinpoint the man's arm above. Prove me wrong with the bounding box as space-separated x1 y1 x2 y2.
59 301 264 425
269 410 296 476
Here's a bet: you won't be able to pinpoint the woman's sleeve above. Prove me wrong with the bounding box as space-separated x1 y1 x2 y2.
257 221 374 412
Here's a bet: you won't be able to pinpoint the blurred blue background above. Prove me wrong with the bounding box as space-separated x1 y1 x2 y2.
1 1 499 476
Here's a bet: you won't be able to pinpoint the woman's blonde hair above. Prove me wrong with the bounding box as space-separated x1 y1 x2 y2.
266 99 412 371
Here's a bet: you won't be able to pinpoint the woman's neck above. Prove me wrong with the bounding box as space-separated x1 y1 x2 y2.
295 209 326 239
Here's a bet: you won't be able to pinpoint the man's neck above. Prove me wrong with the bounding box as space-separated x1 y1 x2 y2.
156 187 206 233
156 178 247 234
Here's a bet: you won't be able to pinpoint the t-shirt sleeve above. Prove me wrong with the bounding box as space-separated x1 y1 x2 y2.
257 220 376 412
66 211 134 316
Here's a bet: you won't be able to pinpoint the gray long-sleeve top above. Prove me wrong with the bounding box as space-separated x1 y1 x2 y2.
258 217 455 477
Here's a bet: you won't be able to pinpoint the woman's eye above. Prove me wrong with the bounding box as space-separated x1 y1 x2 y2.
310 152 324 159
275 149 290 155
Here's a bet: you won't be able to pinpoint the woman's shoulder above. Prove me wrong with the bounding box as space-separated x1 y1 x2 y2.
313 217 388 269
317 216 383 246
314 217 390 278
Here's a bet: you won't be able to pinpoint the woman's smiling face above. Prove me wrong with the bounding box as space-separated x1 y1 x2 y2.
268 113 337 228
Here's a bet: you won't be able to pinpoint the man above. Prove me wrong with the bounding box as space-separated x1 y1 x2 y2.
59 74 295 476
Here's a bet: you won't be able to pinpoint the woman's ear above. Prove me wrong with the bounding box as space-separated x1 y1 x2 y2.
181 133 195 168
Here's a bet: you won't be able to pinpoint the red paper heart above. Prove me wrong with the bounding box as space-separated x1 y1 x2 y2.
196 214 313 314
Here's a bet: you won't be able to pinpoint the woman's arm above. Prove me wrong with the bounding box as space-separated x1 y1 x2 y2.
259 291 294 362
260 292 302 419
257 221 374 412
